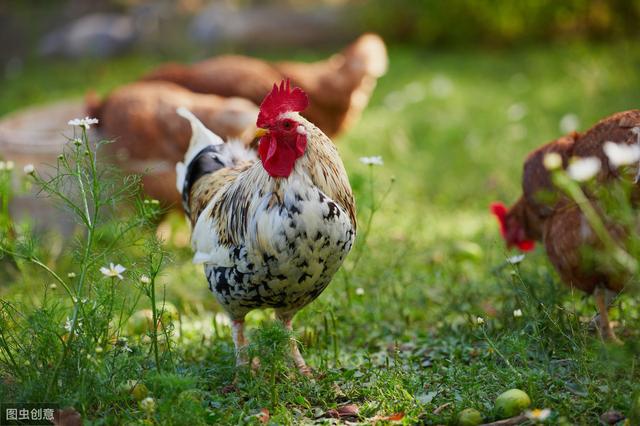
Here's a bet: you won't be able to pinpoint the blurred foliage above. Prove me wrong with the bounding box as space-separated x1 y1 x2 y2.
355 0 640 46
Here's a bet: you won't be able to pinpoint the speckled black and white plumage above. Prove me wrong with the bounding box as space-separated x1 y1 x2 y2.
203 185 355 319
176 108 356 323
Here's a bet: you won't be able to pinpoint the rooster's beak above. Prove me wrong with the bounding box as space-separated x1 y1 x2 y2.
255 128 269 138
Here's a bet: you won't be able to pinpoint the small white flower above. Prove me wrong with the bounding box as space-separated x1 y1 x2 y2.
100 263 126 279
49 283 57 290
64 317 82 334
543 152 562 170
513 309 523 318
559 113 580 133
603 141 640 168
5 161 13 171
359 156 384 166
476 317 485 325
0 162 5 170
567 156 600 181
525 408 551 422
506 254 525 264
23 164 34 175
507 103 527 122
430 74 453 98
404 81 426 103
140 397 156 413
68 116 99 129
355 287 365 296
67 272 76 278
140 275 151 285
72 138 82 146
384 90 405 111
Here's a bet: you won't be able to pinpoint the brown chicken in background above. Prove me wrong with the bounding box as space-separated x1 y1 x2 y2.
87 81 259 205
142 33 388 138
491 110 640 342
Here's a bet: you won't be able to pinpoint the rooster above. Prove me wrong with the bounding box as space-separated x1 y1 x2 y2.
491 110 640 342
144 33 388 138
176 80 356 373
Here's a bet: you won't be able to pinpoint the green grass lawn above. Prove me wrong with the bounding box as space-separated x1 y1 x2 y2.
1 41 640 425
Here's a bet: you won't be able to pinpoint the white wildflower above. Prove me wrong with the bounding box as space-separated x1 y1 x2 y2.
507 103 527 122
559 113 580 133
64 317 82 334
513 309 523 318
543 152 562 170
603 141 640 168
384 91 405 111
68 116 99 130
5 161 13 171
525 408 551 422
140 275 151 285
355 287 365 296
506 254 525 264
0 162 4 170
23 164 34 175
430 74 453 98
359 156 384 166
140 397 156 413
476 317 485 325
67 272 76 278
100 263 126 279
567 157 600 181
404 81 426 103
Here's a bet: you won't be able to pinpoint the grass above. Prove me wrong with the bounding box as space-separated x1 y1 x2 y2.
1 41 640 425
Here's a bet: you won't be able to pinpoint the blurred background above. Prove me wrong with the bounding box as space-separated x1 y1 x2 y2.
2 0 640 65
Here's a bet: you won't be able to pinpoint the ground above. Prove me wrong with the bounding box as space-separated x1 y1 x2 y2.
1 42 639 424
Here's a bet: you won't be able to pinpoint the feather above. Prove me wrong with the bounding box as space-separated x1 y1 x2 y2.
175 107 225 194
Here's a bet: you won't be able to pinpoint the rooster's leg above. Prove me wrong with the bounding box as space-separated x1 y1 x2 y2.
231 319 248 366
593 286 622 344
276 313 312 377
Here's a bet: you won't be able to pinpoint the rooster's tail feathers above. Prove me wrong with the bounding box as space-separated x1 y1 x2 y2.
176 107 225 195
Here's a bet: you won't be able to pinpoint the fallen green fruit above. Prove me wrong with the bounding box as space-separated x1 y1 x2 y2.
458 408 483 426
494 389 531 418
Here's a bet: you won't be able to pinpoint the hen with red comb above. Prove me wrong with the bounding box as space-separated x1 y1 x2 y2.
490 109 640 343
176 79 356 375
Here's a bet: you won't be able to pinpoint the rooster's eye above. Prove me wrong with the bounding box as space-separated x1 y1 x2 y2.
282 120 292 129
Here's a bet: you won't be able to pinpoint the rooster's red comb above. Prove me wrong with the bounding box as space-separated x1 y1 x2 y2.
257 79 309 128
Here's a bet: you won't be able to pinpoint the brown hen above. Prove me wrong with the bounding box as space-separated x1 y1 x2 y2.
88 81 259 206
492 110 640 342
142 33 388 138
